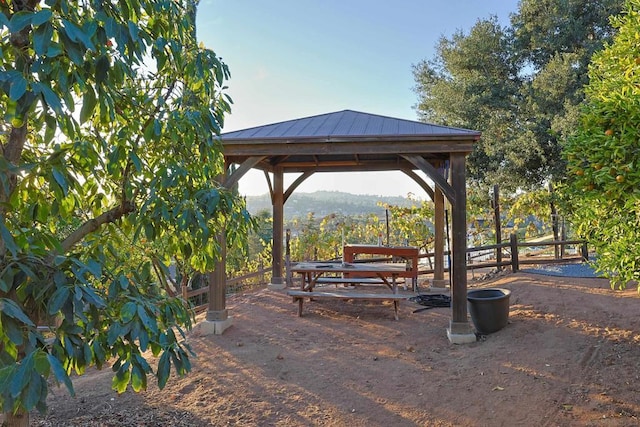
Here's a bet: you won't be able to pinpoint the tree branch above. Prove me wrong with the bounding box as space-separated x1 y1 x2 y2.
59 201 135 254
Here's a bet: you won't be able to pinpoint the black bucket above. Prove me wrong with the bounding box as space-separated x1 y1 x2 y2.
467 288 511 334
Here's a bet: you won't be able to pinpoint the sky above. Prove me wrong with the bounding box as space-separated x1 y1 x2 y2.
196 0 521 198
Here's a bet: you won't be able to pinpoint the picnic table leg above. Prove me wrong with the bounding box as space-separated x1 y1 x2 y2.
297 297 303 317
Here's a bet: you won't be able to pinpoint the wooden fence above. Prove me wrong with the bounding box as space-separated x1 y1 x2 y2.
183 263 272 314
184 234 589 312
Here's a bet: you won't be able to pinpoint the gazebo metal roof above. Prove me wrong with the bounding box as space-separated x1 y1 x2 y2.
220 110 480 174
222 109 479 140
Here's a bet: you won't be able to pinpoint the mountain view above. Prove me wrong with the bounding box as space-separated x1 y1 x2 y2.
245 191 421 219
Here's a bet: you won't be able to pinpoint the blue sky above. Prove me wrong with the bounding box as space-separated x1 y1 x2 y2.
197 1 521 198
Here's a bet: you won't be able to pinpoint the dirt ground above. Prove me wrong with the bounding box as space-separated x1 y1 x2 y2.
31 270 640 427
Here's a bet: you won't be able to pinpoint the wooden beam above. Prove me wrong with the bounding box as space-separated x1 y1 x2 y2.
284 170 315 203
400 167 434 200
402 155 455 204
223 156 266 188
222 139 475 157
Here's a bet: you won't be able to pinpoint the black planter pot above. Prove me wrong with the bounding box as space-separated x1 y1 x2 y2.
467 288 511 334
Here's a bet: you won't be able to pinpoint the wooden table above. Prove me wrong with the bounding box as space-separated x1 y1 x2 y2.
288 262 409 320
343 244 419 289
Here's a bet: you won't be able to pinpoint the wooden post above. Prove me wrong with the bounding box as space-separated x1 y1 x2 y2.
510 233 519 272
549 182 560 259
449 154 470 329
207 168 228 322
271 168 284 286
206 230 227 321
433 186 446 288
493 185 502 267
581 241 589 262
285 228 292 287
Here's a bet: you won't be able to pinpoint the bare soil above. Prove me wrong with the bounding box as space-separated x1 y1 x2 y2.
31 271 640 426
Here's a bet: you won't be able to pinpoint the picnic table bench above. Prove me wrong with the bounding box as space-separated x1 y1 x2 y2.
289 262 409 320
287 289 409 320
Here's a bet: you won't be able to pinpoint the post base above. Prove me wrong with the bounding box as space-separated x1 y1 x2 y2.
268 282 286 290
431 279 449 288
191 317 233 336
446 321 476 344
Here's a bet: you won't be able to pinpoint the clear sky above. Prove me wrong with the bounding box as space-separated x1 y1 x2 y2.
196 0 521 198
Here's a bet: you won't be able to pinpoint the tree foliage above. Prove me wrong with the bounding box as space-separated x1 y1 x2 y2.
413 0 623 191
0 0 251 419
563 0 640 289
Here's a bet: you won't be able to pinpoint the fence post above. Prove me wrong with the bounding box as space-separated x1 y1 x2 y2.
285 228 292 287
493 185 502 268
581 241 589 262
510 233 519 272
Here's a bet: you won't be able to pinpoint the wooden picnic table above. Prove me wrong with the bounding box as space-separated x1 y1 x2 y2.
288 262 409 320
343 244 419 290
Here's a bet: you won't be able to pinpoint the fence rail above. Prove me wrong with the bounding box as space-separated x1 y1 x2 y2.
183 265 271 314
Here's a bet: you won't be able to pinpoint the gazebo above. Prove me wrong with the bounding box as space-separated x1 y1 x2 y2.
202 110 480 343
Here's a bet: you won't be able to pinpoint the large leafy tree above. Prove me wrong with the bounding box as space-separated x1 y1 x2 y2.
413 0 623 191
563 0 640 288
0 0 250 424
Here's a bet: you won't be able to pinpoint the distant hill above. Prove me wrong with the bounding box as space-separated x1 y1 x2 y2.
245 191 420 219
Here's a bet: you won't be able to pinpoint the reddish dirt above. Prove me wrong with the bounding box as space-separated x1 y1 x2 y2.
31 271 640 426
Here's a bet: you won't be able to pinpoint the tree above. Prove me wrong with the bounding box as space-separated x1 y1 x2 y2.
413 0 623 192
0 0 251 424
563 0 640 289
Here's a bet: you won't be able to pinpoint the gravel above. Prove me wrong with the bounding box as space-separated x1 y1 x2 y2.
522 262 602 278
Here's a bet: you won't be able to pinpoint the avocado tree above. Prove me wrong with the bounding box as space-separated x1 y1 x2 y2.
0 0 251 424
563 0 640 288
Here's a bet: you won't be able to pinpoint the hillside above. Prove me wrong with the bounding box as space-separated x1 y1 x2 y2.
245 191 420 219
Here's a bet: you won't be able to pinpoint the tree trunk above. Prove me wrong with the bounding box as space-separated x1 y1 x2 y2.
3 409 29 427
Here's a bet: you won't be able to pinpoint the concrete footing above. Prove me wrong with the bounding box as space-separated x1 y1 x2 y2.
267 282 286 290
191 317 233 336
446 321 477 344
431 279 449 289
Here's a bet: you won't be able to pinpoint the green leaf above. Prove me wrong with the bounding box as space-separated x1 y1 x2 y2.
4 317 24 345
112 364 130 394
31 9 53 26
10 352 33 398
157 352 170 389
95 55 110 84
33 82 63 114
0 366 15 394
130 363 145 392
48 286 70 314
120 301 137 323
52 168 69 196
61 19 95 51
137 305 157 334
0 223 18 257
9 11 33 33
9 75 27 101
127 20 140 41
33 22 54 56
79 86 97 124
47 354 75 396
33 351 50 376
0 265 16 292
22 371 44 410
1 298 35 326
44 114 57 143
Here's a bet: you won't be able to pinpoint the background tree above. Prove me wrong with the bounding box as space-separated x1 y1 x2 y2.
413 0 623 192
0 0 251 424
563 0 640 289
